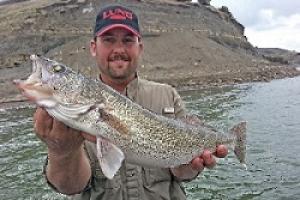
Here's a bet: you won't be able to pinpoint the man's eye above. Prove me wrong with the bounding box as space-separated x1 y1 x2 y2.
102 37 115 43
52 65 65 73
123 37 135 43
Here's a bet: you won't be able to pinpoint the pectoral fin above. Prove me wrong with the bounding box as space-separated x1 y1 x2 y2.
96 137 124 179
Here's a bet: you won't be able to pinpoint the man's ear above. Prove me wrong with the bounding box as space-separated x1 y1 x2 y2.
90 39 96 57
138 40 144 53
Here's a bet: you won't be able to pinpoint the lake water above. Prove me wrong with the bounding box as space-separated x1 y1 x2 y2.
1 77 300 199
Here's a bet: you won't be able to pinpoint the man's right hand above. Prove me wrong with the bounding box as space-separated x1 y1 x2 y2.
33 107 92 194
34 107 85 155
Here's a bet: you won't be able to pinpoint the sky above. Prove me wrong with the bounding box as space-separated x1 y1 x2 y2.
206 0 300 52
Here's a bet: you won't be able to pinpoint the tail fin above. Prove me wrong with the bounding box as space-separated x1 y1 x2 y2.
230 121 247 169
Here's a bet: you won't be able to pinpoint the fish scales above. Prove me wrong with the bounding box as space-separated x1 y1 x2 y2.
66 77 205 166
108 99 205 165
65 75 224 164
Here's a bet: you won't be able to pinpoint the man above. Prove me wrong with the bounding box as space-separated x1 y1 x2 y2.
34 4 228 200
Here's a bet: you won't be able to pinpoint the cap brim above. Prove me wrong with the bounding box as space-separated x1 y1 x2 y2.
95 24 140 37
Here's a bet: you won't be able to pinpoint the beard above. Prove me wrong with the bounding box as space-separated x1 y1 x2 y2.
106 54 138 80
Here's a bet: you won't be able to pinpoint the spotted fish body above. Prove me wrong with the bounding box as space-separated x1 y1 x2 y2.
14 55 247 179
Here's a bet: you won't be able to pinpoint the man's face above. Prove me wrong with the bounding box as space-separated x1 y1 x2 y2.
90 28 143 81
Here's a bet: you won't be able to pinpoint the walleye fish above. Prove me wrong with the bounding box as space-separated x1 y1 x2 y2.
14 55 247 179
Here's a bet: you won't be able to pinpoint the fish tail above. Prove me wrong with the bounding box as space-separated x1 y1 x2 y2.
230 121 247 169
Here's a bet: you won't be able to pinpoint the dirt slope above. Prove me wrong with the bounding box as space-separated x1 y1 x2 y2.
0 0 299 104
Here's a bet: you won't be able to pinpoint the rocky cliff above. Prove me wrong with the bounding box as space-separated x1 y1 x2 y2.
0 0 299 104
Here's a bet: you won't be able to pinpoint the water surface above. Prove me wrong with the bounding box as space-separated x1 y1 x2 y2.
182 77 300 200
1 77 300 199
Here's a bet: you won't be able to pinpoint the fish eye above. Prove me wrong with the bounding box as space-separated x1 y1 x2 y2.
52 64 65 73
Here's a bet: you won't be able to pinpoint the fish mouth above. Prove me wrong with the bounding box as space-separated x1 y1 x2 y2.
13 55 42 89
13 55 54 104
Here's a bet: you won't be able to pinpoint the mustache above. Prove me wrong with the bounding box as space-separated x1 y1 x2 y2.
108 54 130 61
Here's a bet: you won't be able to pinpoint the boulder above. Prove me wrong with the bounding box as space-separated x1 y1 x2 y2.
198 0 211 5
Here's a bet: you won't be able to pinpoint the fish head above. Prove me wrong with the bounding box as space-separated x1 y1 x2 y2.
13 55 83 107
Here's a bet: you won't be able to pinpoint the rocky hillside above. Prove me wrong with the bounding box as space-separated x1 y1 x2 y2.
258 48 300 67
0 0 299 103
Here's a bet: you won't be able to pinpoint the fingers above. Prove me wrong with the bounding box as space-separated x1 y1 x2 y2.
191 150 217 171
34 107 94 143
34 107 53 137
34 108 71 142
194 145 228 171
201 150 216 169
32 107 89 159
81 132 96 143
52 118 68 133
215 145 228 158
191 157 204 171
34 107 50 121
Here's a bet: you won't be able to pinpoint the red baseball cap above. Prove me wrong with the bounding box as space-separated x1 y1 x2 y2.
94 5 141 37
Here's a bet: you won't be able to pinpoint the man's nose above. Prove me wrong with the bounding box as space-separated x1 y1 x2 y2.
112 40 126 52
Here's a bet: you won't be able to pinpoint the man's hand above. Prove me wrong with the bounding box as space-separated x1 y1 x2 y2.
170 145 228 180
191 145 228 171
34 107 92 194
171 115 229 180
34 107 85 155
34 107 98 153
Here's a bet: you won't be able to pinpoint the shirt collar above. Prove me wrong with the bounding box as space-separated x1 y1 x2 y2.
99 73 139 100
125 74 139 100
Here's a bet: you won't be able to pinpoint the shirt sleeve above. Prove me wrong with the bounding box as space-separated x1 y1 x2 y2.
172 87 186 119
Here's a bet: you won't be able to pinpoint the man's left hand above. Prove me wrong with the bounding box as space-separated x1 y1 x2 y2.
170 145 228 180
191 144 228 171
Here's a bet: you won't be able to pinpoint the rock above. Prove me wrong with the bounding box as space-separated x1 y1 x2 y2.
58 7 66 13
82 2 94 14
198 0 211 5
24 18 36 25
219 6 230 14
187 1 199 7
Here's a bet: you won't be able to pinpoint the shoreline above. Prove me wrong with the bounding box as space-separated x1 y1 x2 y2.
0 0 27 6
2 71 300 110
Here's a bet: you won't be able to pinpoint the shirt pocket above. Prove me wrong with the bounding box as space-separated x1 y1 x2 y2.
143 167 172 186
93 166 121 189
162 107 175 119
